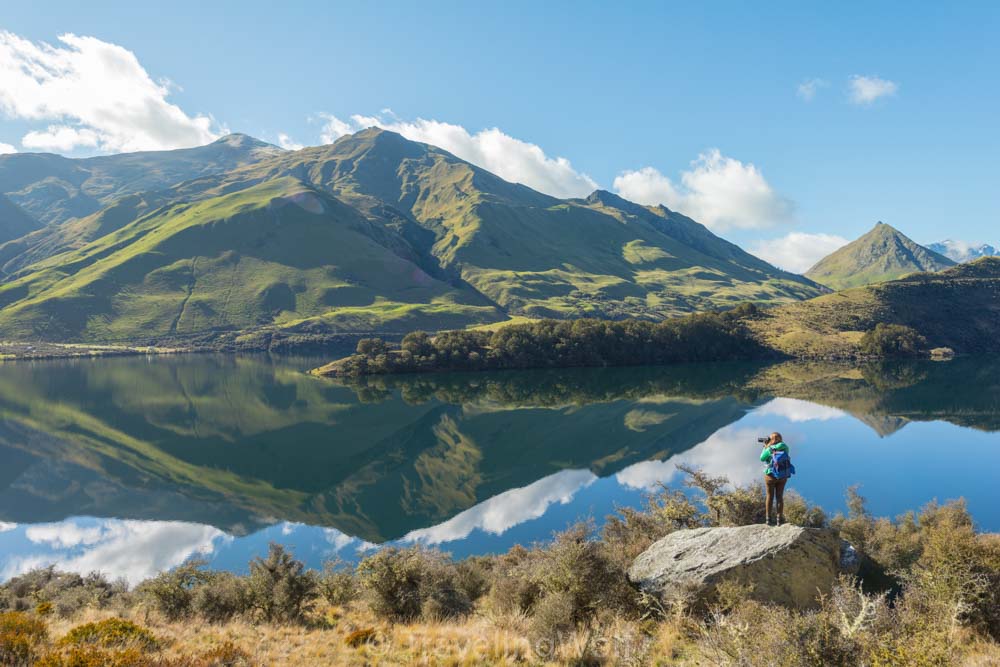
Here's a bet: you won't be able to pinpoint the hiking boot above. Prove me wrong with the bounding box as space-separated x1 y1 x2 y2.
776 516 785 526
764 515 774 526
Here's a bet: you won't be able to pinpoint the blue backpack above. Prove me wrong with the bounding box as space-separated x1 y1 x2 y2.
770 449 795 480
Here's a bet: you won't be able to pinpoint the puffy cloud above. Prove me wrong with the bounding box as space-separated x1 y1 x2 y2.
0 30 222 153
317 113 354 144
9 519 228 584
0 521 15 532
402 469 597 545
848 75 898 105
613 150 794 231
748 232 849 273
323 528 374 555
797 78 828 101
316 112 599 199
0 142 15 155
22 125 100 151
277 133 303 151
756 397 846 422
616 426 764 491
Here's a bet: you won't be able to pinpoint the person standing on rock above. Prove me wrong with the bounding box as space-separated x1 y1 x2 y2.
760 432 794 525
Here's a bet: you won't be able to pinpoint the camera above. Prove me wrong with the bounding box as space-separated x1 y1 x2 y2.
757 437 770 443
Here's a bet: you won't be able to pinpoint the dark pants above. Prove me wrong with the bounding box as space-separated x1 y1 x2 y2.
765 475 787 520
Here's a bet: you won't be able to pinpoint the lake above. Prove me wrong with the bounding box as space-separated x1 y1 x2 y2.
0 354 998 584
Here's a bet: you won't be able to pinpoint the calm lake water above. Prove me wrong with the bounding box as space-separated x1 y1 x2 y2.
0 354 998 584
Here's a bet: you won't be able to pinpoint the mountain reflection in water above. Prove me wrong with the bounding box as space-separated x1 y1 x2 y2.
0 354 998 583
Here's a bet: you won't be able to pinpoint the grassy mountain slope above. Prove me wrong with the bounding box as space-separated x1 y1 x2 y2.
0 194 41 244
752 257 1000 357
164 129 824 319
0 134 281 229
805 222 955 290
0 129 823 341
0 178 501 341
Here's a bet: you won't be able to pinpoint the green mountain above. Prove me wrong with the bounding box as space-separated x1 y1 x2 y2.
752 257 1000 357
0 134 282 228
0 195 40 245
0 129 823 343
805 222 955 290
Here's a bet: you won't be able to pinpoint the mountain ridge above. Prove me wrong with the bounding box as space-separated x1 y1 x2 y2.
0 129 824 343
805 221 955 290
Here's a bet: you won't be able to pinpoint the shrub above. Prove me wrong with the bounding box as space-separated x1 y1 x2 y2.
317 560 358 607
246 544 317 624
138 559 211 621
60 618 159 651
452 557 494 603
356 547 471 622
527 590 576 651
190 641 255 666
782 491 829 528
344 627 377 648
35 646 148 667
487 546 543 616
192 573 250 623
860 323 927 358
529 524 638 620
1 568 125 619
0 610 48 665
602 487 702 569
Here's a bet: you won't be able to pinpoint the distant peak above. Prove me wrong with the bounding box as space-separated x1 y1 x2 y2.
585 189 627 206
212 133 273 149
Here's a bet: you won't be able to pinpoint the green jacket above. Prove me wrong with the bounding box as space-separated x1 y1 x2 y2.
760 442 789 476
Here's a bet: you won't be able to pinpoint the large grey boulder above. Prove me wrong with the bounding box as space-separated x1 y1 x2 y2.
627 524 859 611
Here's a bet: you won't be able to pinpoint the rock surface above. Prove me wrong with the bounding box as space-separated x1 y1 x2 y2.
627 524 857 610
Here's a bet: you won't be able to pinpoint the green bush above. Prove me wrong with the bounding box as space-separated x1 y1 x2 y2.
245 544 317 624
860 323 928 357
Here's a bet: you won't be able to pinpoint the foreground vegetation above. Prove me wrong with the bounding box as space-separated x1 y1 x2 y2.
2 469 998 666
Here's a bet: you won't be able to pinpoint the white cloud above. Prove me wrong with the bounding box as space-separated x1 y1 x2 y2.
797 78 828 101
748 232 849 273
316 112 599 199
277 133 303 151
22 125 100 151
9 519 228 585
616 426 764 491
323 528 374 555
848 75 898 105
0 31 222 153
0 142 15 154
613 151 794 231
402 469 597 545
317 113 354 144
0 521 16 532
756 397 846 422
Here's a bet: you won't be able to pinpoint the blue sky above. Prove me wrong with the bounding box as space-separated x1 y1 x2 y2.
1 1 998 270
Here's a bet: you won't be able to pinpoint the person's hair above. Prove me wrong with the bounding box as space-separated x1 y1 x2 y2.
771 432 783 443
